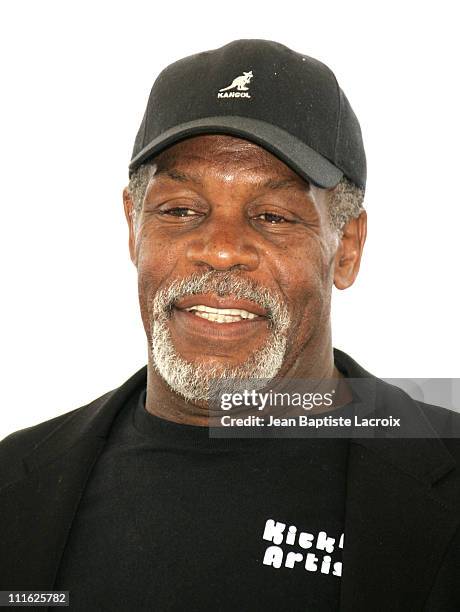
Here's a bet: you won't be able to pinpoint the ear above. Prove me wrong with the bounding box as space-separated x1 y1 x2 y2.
333 210 367 290
123 187 138 266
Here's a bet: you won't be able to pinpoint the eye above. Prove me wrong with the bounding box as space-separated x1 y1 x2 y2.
255 212 290 224
159 207 200 217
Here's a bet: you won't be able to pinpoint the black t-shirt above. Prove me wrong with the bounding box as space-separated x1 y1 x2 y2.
55 388 350 611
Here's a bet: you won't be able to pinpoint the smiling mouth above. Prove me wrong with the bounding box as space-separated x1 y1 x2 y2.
183 304 260 324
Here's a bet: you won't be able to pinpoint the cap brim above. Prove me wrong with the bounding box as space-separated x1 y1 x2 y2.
129 115 343 188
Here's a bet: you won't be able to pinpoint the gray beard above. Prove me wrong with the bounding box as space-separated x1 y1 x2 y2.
148 271 291 402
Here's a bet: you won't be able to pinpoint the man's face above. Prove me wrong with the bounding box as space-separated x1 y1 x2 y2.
125 135 358 400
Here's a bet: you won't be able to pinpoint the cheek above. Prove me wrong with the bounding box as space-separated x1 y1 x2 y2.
277 243 334 303
272 243 335 342
136 223 181 281
135 228 180 336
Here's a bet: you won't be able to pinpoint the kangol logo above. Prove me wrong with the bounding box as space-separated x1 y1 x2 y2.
217 70 253 99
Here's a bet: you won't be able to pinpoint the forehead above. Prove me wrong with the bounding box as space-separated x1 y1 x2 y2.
151 134 308 186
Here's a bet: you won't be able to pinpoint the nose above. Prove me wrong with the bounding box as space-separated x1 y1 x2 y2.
185 219 260 272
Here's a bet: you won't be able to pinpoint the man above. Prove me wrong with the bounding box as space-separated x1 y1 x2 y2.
1 39 459 611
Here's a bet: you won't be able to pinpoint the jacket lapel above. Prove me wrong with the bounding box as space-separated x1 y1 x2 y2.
340 438 459 611
0 366 147 591
334 348 460 611
1 435 106 590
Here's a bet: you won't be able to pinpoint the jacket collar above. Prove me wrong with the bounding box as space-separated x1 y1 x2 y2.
333 347 456 485
23 365 148 475
24 349 456 485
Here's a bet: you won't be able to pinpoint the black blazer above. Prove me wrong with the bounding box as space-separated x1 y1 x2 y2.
1 349 460 611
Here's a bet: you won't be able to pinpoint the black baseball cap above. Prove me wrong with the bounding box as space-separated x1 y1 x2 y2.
130 39 366 190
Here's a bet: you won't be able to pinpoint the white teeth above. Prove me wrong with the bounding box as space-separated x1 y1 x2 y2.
184 304 259 321
193 311 249 323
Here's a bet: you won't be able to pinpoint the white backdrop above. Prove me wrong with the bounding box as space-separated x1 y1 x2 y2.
1 0 459 439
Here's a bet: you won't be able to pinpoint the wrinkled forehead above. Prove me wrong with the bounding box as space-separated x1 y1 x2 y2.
149 134 311 188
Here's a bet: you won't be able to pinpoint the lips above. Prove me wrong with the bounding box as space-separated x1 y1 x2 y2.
174 294 268 322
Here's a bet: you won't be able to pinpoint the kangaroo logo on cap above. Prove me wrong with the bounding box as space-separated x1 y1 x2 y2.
217 71 253 99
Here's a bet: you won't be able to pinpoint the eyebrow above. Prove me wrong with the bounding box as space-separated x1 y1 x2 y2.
153 168 307 192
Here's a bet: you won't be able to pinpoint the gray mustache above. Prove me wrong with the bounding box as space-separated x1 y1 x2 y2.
151 271 291 331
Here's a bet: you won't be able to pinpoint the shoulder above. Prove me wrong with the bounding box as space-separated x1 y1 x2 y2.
337 348 460 455
377 376 460 445
0 365 147 487
417 397 460 428
0 365 147 455
416 398 460 456
0 390 111 450
0 390 113 484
